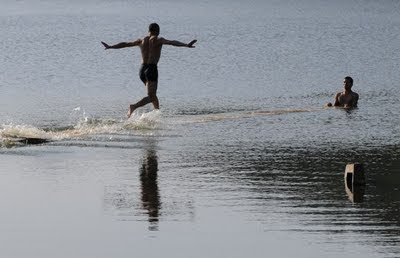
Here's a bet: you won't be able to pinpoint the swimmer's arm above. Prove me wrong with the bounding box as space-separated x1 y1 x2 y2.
351 94 359 107
333 92 341 107
101 39 142 49
160 38 197 48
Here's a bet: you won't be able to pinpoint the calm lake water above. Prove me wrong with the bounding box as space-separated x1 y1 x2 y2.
1 0 400 257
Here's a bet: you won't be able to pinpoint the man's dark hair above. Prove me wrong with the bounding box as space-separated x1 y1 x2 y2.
149 23 160 35
345 76 353 86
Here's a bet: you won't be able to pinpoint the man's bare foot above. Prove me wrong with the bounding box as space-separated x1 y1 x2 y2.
127 104 136 118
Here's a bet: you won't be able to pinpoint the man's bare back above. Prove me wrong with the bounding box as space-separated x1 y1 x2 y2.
137 35 196 64
140 36 162 64
101 23 196 118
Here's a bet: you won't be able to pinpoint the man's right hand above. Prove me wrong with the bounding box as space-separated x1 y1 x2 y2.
101 41 110 49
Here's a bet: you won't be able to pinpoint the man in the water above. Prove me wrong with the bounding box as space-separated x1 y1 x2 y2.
101 23 197 118
327 76 359 108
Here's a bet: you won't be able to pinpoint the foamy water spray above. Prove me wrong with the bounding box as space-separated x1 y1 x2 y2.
124 110 163 131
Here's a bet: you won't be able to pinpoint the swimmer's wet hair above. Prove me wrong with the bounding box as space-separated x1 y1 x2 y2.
345 76 353 85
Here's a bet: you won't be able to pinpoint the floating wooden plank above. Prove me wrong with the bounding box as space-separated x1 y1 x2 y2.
2 136 49 145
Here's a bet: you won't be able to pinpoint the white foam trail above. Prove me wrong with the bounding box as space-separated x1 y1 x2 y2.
172 108 314 124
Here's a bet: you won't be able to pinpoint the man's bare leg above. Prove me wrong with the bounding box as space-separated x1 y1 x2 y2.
128 81 159 118
148 81 159 109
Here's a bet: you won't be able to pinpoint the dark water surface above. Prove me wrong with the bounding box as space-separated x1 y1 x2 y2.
1 0 400 257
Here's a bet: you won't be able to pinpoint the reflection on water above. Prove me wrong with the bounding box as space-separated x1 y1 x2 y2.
344 163 366 203
140 149 160 231
102 139 162 231
176 138 400 254
345 182 366 203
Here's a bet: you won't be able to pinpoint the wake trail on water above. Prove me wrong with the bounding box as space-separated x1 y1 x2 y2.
1 108 325 147
173 108 319 124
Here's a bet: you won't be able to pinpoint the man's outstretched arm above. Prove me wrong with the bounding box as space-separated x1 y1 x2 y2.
161 38 197 48
101 39 142 49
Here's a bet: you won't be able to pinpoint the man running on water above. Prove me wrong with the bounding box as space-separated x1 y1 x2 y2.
327 76 359 108
101 23 197 118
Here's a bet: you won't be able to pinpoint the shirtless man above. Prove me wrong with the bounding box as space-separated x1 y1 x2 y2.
101 23 197 117
327 76 359 108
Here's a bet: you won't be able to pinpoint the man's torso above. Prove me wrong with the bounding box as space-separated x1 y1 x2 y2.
336 91 359 107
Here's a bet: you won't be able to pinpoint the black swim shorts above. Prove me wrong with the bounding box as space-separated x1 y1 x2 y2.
139 64 158 84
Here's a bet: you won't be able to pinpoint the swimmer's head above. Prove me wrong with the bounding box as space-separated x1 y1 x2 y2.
149 23 160 36
343 76 353 91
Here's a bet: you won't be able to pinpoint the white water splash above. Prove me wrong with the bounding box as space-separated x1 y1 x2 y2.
0 110 164 147
0 124 49 139
124 110 163 131
0 124 50 147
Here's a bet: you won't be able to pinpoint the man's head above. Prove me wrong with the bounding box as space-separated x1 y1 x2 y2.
343 76 353 91
149 23 160 36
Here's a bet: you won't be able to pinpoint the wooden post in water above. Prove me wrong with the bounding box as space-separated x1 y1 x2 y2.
344 163 366 203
